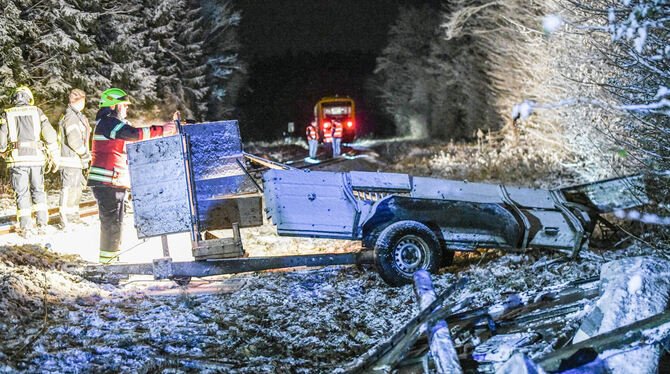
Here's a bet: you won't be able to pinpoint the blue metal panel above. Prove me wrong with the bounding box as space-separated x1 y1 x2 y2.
182 120 243 179
263 170 360 239
128 135 191 238
182 121 260 230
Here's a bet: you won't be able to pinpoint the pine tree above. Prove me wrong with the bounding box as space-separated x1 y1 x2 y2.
201 0 246 120
374 5 442 139
0 0 246 122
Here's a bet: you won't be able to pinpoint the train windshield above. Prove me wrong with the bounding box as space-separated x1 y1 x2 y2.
322 102 352 118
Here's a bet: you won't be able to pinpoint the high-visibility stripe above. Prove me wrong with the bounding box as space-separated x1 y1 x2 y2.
90 166 115 176
17 141 40 148
33 203 48 212
99 250 119 263
5 106 38 114
142 127 150 140
88 174 114 183
58 157 82 168
7 154 44 162
93 134 108 141
109 123 125 139
17 208 32 217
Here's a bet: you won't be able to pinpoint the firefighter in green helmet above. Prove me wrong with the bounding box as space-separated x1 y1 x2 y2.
88 88 178 263
0 86 59 237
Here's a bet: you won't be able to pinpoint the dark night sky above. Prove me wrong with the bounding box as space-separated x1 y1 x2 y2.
235 0 404 57
233 0 441 139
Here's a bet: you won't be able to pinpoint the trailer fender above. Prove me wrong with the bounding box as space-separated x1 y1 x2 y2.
361 196 523 251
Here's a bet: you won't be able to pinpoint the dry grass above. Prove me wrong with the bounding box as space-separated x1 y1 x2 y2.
372 124 581 188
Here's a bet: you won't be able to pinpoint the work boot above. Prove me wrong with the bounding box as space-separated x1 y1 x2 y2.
17 227 36 239
17 228 29 239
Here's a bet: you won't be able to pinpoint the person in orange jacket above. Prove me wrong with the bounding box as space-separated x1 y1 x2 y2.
306 120 319 160
332 120 343 157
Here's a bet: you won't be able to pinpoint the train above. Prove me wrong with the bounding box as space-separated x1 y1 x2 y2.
313 96 356 143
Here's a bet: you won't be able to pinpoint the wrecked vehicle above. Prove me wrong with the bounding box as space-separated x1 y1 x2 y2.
263 169 649 285
81 120 650 287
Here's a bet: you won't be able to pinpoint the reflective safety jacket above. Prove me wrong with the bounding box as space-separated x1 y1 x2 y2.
306 125 318 141
333 121 343 138
88 109 165 189
323 124 333 143
0 105 58 167
58 105 91 169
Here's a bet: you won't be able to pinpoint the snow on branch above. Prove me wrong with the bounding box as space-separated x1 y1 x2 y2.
512 95 670 121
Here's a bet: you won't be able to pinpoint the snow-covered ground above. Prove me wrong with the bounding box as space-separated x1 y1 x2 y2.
2 236 665 373
1 139 668 373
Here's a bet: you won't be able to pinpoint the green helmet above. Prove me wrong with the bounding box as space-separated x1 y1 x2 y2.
12 86 34 105
99 88 131 108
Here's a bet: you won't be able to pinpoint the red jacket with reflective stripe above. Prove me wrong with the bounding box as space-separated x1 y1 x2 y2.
306 125 318 140
88 109 165 189
333 121 343 138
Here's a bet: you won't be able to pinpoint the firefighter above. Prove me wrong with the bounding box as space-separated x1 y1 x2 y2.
306 120 319 160
57 89 91 228
332 120 343 158
0 86 59 236
322 121 333 157
88 88 177 263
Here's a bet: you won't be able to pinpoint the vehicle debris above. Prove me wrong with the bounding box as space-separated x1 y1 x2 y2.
263 168 651 285
340 255 670 373
413 270 462 374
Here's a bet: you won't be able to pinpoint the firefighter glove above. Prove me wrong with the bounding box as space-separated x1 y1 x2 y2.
81 152 92 168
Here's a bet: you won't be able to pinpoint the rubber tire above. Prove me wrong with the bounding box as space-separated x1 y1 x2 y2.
374 221 442 286
362 225 387 249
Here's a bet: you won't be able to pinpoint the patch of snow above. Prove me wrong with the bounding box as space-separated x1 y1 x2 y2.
573 256 670 374
654 86 669 99
627 274 642 294
542 14 563 35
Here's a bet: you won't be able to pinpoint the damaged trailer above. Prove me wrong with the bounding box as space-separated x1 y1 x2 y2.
262 169 649 285
81 120 652 286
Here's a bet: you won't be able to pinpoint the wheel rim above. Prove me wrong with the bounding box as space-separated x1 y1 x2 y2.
393 234 430 276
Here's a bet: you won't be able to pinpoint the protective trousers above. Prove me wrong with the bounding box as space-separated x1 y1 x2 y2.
308 139 318 159
332 137 342 158
10 166 48 230
59 167 85 223
91 185 126 263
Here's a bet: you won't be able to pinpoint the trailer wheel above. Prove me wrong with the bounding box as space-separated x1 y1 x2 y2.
362 225 386 248
374 221 442 286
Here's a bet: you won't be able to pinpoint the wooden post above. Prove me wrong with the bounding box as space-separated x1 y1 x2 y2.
413 270 462 374
232 222 241 244
161 235 170 258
